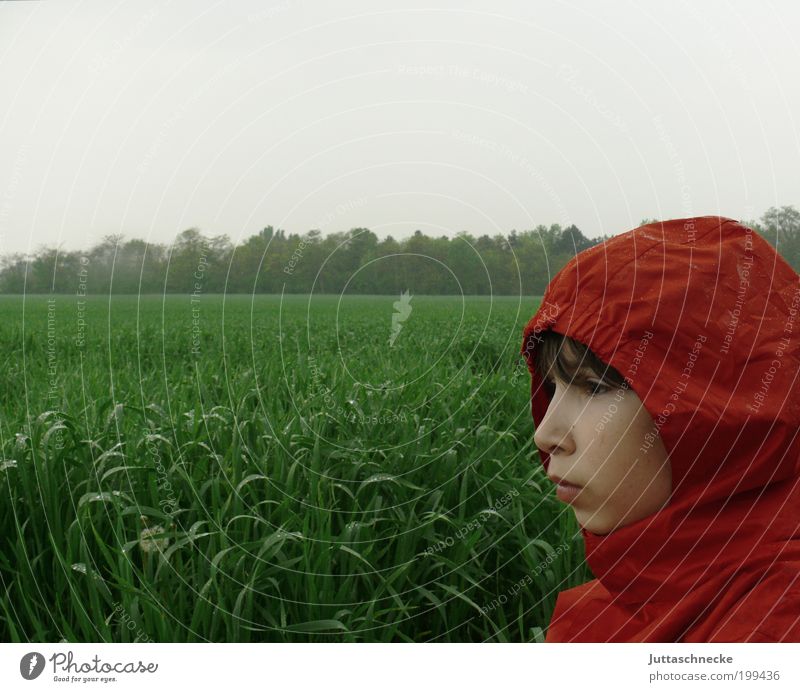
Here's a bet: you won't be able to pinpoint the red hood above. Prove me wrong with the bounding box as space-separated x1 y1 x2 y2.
520 216 800 641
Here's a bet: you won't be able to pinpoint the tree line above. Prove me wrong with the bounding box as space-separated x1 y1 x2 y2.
1 206 798 295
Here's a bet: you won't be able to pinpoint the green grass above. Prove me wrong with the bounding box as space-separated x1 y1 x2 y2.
0 294 591 642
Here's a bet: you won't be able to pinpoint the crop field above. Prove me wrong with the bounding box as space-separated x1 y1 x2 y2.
0 294 589 642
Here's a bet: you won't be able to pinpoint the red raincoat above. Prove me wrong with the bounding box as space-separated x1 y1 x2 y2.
520 216 800 642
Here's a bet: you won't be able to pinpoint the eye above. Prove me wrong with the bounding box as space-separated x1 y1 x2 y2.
586 380 610 396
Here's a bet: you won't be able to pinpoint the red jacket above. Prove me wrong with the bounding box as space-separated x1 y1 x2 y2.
520 216 800 642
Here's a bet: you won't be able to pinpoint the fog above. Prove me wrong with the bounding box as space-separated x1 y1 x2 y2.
1 0 798 255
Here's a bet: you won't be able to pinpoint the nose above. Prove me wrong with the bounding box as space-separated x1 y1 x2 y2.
533 386 577 457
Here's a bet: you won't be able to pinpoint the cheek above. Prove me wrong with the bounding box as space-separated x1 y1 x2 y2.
579 422 624 499
601 401 651 453
592 424 610 454
588 403 647 488
590 402 629 456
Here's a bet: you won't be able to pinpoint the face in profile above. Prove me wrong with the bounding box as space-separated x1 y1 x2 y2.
533 334 672 535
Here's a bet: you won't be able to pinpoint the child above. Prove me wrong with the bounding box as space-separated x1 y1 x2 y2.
520 216 800 642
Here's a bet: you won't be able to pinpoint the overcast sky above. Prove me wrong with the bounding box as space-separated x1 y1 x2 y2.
1 0 798 255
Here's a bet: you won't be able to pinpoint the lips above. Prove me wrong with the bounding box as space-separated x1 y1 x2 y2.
548 474 583 504
547 474 582 488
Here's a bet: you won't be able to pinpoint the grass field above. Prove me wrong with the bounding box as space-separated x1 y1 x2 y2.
0 294 590 642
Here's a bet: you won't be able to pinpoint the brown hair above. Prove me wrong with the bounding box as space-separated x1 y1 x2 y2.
533 330 628 397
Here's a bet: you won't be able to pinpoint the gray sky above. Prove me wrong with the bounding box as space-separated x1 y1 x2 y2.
1 0 798 256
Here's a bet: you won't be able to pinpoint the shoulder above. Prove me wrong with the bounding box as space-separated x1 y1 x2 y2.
546 579 609 642
552 579 608 614
709 567 800 642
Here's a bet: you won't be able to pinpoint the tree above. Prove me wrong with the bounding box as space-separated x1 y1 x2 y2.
554 224 593 255
341 228 379 293
759 205 800 271
0 218 648 295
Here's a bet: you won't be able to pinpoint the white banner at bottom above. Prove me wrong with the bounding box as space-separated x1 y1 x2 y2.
0 643 797 691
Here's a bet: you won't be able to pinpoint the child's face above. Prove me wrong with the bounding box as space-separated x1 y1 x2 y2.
533 369 672 535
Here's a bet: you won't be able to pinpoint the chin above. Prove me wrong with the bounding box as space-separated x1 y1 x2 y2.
582 525 612 536
575 513 613 536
